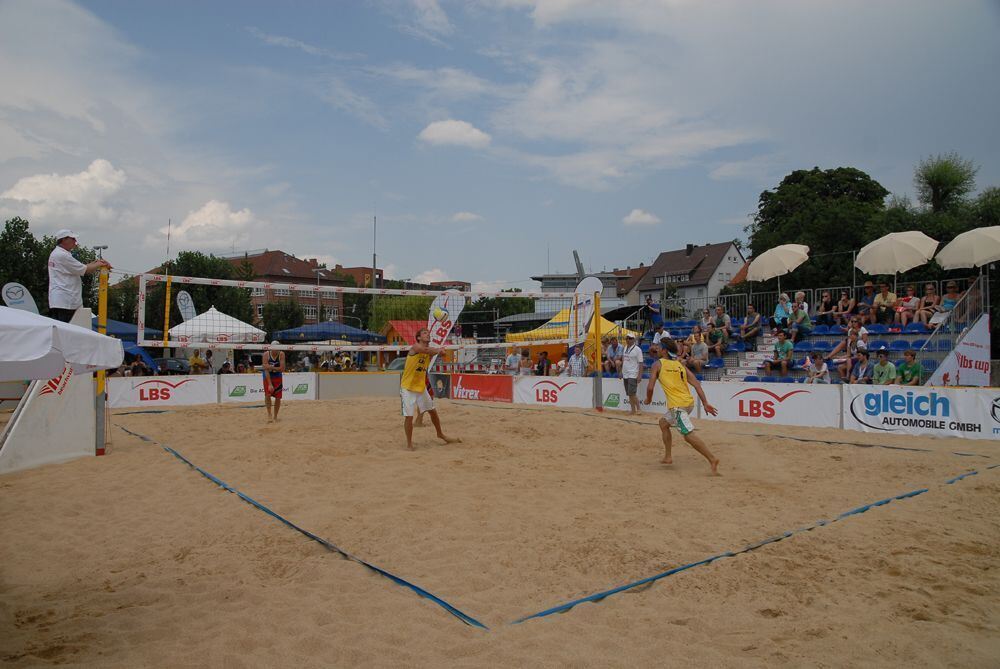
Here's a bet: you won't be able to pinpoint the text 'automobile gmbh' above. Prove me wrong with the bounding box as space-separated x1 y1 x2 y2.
850 390 982 434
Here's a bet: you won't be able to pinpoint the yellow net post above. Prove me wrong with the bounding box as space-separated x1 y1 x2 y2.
593 290 602 411
95 268 109 456
162 274 172 347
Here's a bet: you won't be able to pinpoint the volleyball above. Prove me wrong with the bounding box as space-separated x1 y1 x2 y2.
432 306 448 322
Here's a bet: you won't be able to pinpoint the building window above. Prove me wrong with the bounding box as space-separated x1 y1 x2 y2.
304 305 317 319
274 288 290 297
251 287 264 296
256 304 264 318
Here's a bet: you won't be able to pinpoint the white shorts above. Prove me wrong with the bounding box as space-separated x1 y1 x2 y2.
663 405 696 435
400 388 434 417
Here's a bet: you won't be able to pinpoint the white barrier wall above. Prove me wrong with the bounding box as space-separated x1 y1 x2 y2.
514 376 593 408
701 381 842 428
600 378 667 414
108 375 218 408
842 384 999 441
219 372 316 403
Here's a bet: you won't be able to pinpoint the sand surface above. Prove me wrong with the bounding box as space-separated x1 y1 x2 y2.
2 398 999 667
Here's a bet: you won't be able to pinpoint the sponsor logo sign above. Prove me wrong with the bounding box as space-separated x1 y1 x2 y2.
2 281 39 313
429 373 450 400
842 386 994 439
450 374 513 403
928 314 991 387
108 376 216 408
219 373 316 403
514 376 593 408
701 382 840 427
39 366 73 397
601 379 667 413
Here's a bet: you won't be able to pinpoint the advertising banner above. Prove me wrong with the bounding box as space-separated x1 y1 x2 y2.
842 385 999 440
428 373 451 400
700 381 841 428
601 378 667 414
927 314 991 387
514 376 593 408
220 372 316 403
450 374 513 403
108 375 217 408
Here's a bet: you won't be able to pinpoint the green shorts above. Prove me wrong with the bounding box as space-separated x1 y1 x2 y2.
664 406 695 435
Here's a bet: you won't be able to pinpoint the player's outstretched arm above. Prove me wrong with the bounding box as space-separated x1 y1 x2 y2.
644 360 661 404
688 373 717 416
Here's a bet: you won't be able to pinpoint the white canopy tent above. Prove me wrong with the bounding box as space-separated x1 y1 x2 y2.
166 306 265 344
0 306 123 382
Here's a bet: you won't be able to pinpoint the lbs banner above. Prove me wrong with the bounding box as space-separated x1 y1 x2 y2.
842 385 999 441
514 376 593 408
927 315 991 387
449 374 512 403
700 382 841 428
220 373 316 403
108 375 217 408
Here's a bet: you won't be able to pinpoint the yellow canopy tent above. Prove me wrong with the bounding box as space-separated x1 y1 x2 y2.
506 308 640 369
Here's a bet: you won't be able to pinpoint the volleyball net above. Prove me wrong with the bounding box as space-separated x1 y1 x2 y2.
135 272 628 371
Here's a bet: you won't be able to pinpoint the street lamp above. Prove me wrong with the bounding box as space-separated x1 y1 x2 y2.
341 315 364 328
311 267 325 323
93 245 108 260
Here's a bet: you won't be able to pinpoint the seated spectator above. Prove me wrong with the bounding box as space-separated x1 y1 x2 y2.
684 324 706 357
219 360 233 374
129 359 146 377
236 362 247 374
771 293 791 333
794 291 809 315
894 285 921 327
828 331 863 381
600 337 610 370
651 324 669 345
932 281 962 327
553 352 569 376
895 349 922 386
788 301 813 343
872 282 897 325
872 349 896 385
699 308 713 331
763 330 795 377
706 322 727 358
857 281 877 323
535 350 552 376
915 283 941 326
686 336 709 374
833 290 856 326
849 350 874 384
712 305 732 338
845 317 869 347
740 305 761 351
568 344 588 377
604 337 622 374
519 349 533 375
189 350 209 375
815 291 836 326
805 352 831 384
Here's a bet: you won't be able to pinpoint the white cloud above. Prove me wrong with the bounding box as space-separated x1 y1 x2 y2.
245 27 360 60
413 268 450 283
382 263 400 280
382 0 454 45
369 64 497 100
710 155 782 183
418 120 491 148
318 75 388 130
157 200 256 249
622 208 661 226
1 158 126 223
451 211 483 223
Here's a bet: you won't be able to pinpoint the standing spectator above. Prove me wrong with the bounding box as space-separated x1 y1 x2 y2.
706 322 727 359
857 281 877 323
47 229 112 323
205 350 216 374
788 301 813 343
686 335 709 374
894 285 921 327
849 350 874 384
652 324 669 346
895 350 922 386
189 350 209 375
740 305 761 351
604 337 622 374
771 293 791 333
805 352 831 384
872 282 897 325
519 349 533 375
535 350 552 376
505 348 520 375
568 344 588 377
620 334 644 415
219 360 233 374
832 290 856 326
872 349 896 385
641 294 657 334
300 353 311 372
552 352 569 376
915 283 941 326
763 330 794 377
815 291 836 326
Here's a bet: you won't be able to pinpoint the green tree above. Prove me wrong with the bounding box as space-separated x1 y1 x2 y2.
144 251 254 332
262 299 304 337
745 167 890 289
459 290 534 338
368 295 434 334
974 186 1000 226
107 274 140 322
914 152 978 213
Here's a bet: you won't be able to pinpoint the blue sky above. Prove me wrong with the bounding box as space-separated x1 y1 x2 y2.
1 0 998 290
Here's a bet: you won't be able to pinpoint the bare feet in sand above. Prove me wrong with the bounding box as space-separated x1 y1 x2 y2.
440 435 462 444
661 456 673 465
709 458 721 476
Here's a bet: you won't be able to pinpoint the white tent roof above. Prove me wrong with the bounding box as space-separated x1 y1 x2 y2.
0 306 124 381
167 306 265 344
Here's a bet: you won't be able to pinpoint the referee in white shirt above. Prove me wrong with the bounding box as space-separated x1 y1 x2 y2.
47 229 112 322
620 333 644 415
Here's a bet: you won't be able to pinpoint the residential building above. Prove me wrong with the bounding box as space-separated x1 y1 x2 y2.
333 264 383 288
530 271 624 313
431 280 472 291
634 241 745 309
612 264 650 306
225 250 347 325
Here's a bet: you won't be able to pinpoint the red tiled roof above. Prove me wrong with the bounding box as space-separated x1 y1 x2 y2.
614 266 650 296
383 320 425 344
729 259 751 286
225 250 345 283
636 242 742 291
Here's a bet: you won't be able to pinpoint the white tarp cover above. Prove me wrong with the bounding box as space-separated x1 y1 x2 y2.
167 306 265 344
0 306 123 381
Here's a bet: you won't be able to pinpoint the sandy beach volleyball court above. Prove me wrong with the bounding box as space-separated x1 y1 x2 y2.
2 398 999 667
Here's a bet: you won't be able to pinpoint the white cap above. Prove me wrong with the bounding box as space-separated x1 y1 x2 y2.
55 229 78 241
271 340 280 346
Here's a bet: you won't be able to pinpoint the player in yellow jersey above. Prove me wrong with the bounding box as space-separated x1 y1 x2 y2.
644 339 720 475
400 328 461 450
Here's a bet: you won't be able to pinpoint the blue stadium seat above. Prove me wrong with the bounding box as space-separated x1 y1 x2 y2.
894 359 906 368
761 376 778 383
813 325 831 335
793 340 812 352
695 374 704 381
904 322 928 333
867 324 889 335
921 359 939 372
778 377 795 383
811 340 832 352
911 339 927 350
730 340 746 352
936 339 953 352
705 357 725 369
889 340 910 352
869 340 890 351
744 375 760 382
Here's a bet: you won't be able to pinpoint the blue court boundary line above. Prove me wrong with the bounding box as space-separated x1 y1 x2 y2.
511 464 1000 625
114 424 488 630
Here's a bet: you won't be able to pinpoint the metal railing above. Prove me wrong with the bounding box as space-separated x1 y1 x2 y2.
918 275 987 361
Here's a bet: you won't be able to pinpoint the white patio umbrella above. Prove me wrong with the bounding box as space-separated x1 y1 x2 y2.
746 244 810 293
0 306 124 381
167 305 265 344
934 226 1000 269
855 231 939 276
